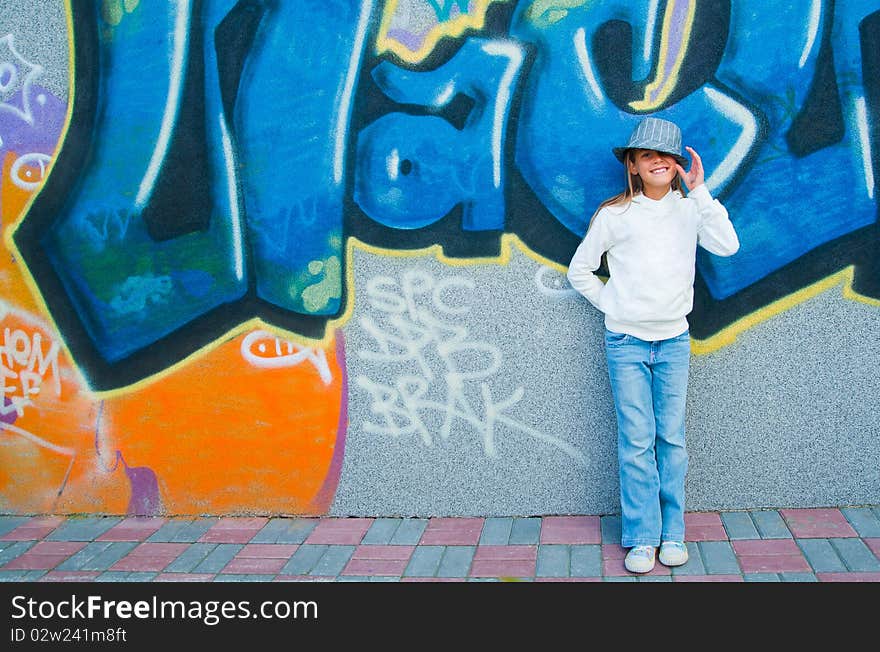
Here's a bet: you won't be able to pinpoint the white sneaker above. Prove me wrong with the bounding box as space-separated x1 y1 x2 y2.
624 545 656 573
658 541 689 567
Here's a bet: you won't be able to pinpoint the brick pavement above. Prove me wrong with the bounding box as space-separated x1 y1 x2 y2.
1 507 879 582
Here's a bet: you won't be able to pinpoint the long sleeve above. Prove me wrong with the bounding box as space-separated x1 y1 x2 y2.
567 210 611 311
689 184 739 256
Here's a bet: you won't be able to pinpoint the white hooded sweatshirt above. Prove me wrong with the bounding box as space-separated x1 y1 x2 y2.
566 183 739 341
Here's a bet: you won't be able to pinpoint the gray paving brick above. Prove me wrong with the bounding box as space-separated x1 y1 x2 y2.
570 544 602 577
147 518 216 543
282 545 328 575
310 545 355 576
536 544 569 577
367 576 400 582
362 518 403 544
510 517 541 544
95 571 135 582
750 510 792 539
479 518 513 545
744 573 781 582
604 575 637 582
671 542 705 575
698 541 741 574
214 574 276 582
780 572 818 582
600 515 622 544
0 517 31 537
57 541 138 571
100 571 157 582
192 544 242 573
720 511 760 539
638 575 672 582
841 507 880 538
0 569 44 582
0 540 34 566
390 519 428 545
250 518 318 544
797 538 846 573
45 517 121 541
830 538 880 572
403 546 444 577
437 546 474 578
164 543 217 573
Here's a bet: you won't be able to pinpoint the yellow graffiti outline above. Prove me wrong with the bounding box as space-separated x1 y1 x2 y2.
629 0 696 112
377 0 510 64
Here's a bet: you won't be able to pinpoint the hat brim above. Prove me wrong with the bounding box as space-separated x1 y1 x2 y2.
613 146 688 168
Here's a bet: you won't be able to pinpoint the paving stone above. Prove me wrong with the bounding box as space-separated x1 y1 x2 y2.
45 517 121 541
536 545 568 577
192 544 243 573
830 538 880 572
569 544 602 577
250 518 318 544
389 519 428 545
0 517 31 538
437 546 475 578
164 544 218 573
56 541 138 571
720 511 760 539
0 540 34 566
797 539 846 573
310 545 355 576
841 507 880 538
362 518 403 545
403 546 445 577
479 518 513 545
509 518 541 544
698 541 741 574
147 519 216 543
638 575 672 582
780 572 818 582
282 545 328 575
600 515 621 544
603 575 638 582
214 574 276 582
671 542 705 576
744 573 781 582
750 510 792 538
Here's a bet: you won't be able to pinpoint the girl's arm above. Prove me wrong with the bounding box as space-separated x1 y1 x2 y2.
677 146 740 257
566 211 611 310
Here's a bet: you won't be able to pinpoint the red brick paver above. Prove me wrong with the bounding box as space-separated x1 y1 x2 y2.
342 545 415 576
540 516 601 544
109 542 190 572
419 518 484 545
817 572 880 582
2 541 87 570
470 545 538 577
732 539 810 573
198 517 270 544
779 508 857 538
601 544 670 576
0 516 65 541
97 517 167 541
304 518 374 545
685 512 727 541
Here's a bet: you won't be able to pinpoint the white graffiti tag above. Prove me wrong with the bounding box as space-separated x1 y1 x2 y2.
0 326 61 417
240 329 333 384
355 269 586 464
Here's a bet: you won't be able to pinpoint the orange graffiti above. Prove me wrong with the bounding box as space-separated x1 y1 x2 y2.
101 330 344 516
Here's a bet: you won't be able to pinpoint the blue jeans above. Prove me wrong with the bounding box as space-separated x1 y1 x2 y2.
604 328 690 547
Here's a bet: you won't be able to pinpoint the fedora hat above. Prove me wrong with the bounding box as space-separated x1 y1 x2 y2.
612 117 688 167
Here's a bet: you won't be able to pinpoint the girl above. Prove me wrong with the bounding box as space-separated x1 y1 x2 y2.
567 116 739 573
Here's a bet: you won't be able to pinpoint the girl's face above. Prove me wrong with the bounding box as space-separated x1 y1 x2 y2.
628 149 678 198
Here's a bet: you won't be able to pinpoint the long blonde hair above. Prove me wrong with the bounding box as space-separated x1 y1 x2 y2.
587 149 683 228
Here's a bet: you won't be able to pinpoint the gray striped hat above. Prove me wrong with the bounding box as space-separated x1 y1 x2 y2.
612 117 688 166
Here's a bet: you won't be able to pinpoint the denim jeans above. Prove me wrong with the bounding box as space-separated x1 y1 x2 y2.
604 328 691 547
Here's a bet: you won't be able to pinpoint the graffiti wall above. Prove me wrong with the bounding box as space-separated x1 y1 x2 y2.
1 0 878 517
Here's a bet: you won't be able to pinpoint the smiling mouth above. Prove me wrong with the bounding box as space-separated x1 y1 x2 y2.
650 167 669 174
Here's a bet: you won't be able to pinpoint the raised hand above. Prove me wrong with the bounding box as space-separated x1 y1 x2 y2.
675 146 704 191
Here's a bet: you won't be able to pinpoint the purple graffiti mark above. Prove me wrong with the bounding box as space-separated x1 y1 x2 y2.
307 332 348 514
122 456 162 516
1 397 17 424
0 85 66 154
93 400 162 515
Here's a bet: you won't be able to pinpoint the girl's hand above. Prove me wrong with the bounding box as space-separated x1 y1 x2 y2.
675 146 704 191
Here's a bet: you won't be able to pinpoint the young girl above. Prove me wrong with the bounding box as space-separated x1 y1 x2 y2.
567 116 739 573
